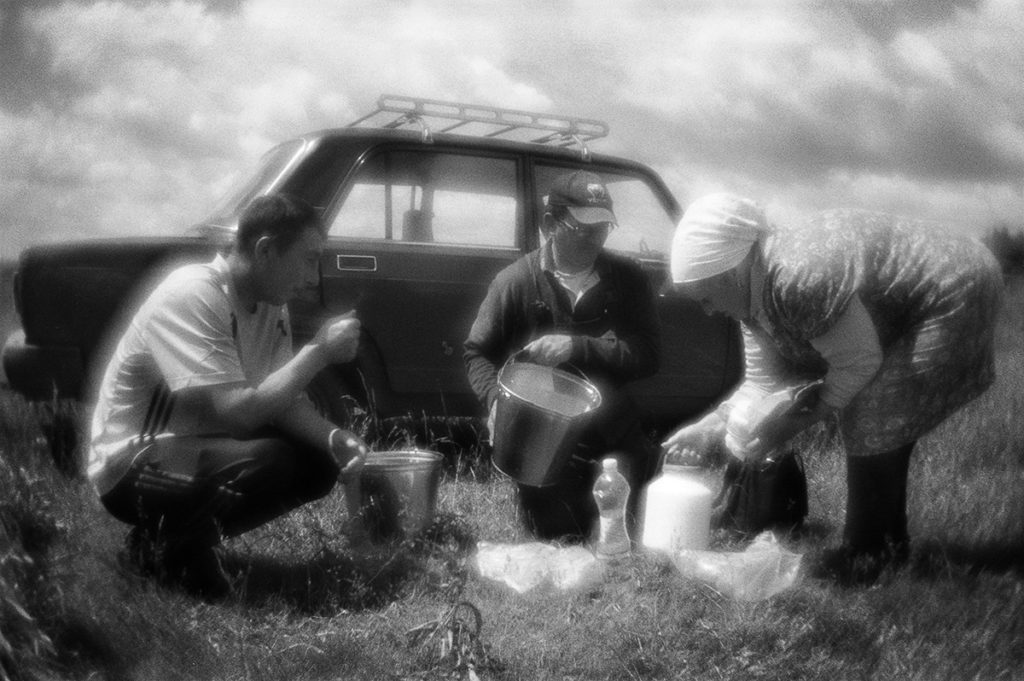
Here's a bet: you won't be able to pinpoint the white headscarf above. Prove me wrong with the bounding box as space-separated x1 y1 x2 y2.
670 193 768 283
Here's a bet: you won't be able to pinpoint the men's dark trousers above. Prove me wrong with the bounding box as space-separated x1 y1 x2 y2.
516 405 656 542
100 433 338 551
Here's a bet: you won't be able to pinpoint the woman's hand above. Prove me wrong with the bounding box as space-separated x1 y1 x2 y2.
660 411 726 463
735 400 832 460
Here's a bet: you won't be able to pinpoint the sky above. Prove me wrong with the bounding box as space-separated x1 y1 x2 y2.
2 0 1023 260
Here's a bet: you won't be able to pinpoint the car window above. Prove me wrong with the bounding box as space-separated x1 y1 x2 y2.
534 164 676 261
329 151 518 249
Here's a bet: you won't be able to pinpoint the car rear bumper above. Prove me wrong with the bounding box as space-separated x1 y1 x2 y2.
2 330 85 400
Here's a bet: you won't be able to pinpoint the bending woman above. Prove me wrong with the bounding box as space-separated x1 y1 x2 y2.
662 193 1003 575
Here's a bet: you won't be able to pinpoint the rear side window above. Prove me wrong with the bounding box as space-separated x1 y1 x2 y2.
534 164 677 261
329 151 518 249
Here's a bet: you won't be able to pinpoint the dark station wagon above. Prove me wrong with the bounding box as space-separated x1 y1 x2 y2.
3 95 741 447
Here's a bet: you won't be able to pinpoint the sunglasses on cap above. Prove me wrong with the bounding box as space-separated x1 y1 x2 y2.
557 218 616 236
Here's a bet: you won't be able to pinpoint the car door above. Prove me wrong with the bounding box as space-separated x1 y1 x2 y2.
318 147 523 416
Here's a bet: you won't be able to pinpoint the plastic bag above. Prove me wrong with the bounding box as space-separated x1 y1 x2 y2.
712 450 808 536
724 381 823 460
670 532 802 601
475 542 603 593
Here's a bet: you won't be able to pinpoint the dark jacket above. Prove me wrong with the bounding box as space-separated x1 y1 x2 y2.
464 244 661 411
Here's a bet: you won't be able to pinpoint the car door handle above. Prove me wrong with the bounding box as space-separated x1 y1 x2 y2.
335 255 378 272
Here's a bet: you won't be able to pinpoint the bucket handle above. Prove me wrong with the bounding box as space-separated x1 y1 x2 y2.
501 349 594 385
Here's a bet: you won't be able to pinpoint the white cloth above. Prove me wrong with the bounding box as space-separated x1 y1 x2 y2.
671 193 768 283
746 256 883 410
88 255 293 494
720 297 883 458
553 267 600 309
808 297 883 408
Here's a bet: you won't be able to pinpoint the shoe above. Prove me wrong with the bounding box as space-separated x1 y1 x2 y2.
840 446 913 583
119 528 232 600
119 526 160 577
808 541 909 586
163 545 233 601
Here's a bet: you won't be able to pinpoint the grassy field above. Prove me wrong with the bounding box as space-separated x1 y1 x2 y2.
2 282 1024 680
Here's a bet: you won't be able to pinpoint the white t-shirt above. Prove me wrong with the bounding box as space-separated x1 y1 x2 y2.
552 267 600 310
88 255 293 494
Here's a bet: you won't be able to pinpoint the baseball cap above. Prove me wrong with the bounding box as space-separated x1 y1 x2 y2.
546 171 617 225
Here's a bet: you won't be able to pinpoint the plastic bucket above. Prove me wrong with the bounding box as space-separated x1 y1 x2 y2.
491 359 602 487
343 449 443 541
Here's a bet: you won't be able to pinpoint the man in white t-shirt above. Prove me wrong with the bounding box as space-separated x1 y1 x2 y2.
89 192 368 598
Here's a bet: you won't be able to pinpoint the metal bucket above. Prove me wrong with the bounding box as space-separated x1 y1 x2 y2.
491 358 602 487
343 449 443 541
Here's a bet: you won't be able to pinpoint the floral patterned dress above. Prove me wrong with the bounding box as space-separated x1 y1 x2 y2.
751 209 1003 456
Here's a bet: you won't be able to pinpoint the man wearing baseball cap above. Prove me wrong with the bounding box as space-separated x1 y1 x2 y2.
464 170 661 541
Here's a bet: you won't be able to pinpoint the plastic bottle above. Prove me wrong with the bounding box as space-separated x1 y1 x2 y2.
593 458 631 560
640 464 712 553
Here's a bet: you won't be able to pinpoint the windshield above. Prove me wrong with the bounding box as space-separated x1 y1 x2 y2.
205 139 308 223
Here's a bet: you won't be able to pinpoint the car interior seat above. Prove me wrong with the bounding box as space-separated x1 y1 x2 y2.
402 209 433 242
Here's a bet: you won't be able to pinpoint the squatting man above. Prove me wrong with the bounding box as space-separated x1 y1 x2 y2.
88 193 369 598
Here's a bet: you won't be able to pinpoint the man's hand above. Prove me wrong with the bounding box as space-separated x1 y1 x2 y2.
313 311 361 364
329 428 369 478
522 334 574 366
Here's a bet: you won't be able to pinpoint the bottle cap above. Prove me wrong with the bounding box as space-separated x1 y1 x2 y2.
601 458 618 471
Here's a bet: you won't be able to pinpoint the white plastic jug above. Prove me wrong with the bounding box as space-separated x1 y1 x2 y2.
640 465 713 553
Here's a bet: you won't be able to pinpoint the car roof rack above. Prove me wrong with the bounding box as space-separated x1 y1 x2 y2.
348 94 609 160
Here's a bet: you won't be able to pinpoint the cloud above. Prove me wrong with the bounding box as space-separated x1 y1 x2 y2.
841 0 983 41
1 0 1023 260
0 1 252 261
0 0 566 257
0 0 87 114
591 0 1024 229
616 2 1024 180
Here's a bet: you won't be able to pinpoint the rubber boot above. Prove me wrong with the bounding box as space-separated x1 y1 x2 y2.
830 443 914 583
844 444 913 556
880 444 912 562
